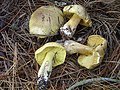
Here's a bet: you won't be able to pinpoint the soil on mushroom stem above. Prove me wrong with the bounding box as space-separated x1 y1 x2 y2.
0 0 120 90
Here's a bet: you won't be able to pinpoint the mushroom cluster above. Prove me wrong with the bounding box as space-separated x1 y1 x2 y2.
29 4 107 90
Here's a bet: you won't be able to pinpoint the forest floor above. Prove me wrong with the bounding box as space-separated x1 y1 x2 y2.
0 0 120 90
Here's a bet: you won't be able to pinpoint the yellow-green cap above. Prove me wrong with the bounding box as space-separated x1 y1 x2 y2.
29 6 64 38
63 5 92 27
35 42 66 67
78 51 100 69
87 35 107 58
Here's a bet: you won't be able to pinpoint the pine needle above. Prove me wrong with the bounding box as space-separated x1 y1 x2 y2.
66 77 120 90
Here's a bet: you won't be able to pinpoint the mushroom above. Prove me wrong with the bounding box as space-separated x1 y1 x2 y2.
29 6 64 38
63 40 100 69
60 5 92 39
63 35 107 69
35 42 66 89
78 35 107 69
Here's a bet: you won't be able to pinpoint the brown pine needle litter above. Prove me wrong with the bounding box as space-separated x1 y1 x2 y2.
0 0 120 90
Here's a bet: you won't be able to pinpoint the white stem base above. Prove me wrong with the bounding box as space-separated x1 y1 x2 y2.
37 51 55 89
60 14 81 39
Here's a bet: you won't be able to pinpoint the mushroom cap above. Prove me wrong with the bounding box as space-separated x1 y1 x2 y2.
63 5 92 27
78 51 100 69
35 42 66 67
29 6 64 38
78 35 107 69
87 35 107 57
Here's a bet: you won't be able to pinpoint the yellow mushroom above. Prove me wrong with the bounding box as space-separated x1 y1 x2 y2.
78 35 107 69
63 35 107 69
35 42 66 89
60 5 92 39
63 40 99 69
29 6 64 38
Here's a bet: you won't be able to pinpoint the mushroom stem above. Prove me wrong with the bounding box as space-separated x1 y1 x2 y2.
37 51 55 89
64 14 81 30
60 14 81 39
64 40 93 55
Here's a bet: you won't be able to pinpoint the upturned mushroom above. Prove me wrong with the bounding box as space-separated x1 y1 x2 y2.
78 35 107 69
60 5 92 39
63 35 107 69
35 42 66 89
29 6 64 38
64 40 101 69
